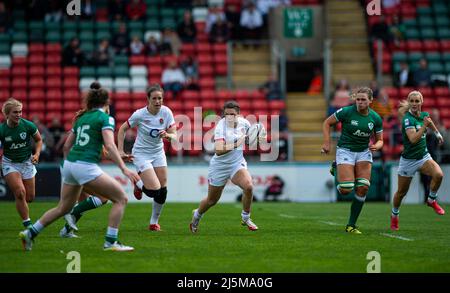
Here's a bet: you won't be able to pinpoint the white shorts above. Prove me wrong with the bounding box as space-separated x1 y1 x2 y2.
336 147 373 165
208 158 247 187
1 157 37 179
62 160 104 185
398 153 432 177
133 151 167 173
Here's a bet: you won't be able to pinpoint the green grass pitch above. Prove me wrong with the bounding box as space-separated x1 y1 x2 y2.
0 201 449 272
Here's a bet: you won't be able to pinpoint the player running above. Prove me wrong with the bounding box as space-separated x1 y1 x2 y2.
321 87 383 234
390 91 445 230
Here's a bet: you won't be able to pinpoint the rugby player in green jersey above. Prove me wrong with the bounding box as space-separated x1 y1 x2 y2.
0 98 42 230
19 82 140 251
391 91 445 230
322 87 384 234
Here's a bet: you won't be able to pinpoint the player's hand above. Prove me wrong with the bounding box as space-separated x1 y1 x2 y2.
121 153 134 162
159 130 170 140
321 142 330 154
123 168 140 184
31 154 40 165
369 144 379 152
423 116 432 128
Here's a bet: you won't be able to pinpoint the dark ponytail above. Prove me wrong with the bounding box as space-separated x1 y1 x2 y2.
74 81 109 121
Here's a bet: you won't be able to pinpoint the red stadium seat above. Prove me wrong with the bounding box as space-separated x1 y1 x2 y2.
406 40 423 52
130 55 146 65
64 101 80 111
195 43 211 55
253 100 269 112
0 68 10 78
182 90 200 101
28 101 45 111
44 111 62 124
46 43 62 54
180 44 195 56
212 43 227 54
113 92 131 101
63 67 80 77
115 101 133 111
12 78 27 88
198 54 213 66
46 101 63 111
63 78 79 89
198 78 215 90
28 89 45 101
147 56 162 66
29 43 45 54
384 87 399 99
200 90 215 101
46 55 62 65
29 66 45 77
440 40 450 51
148 65 162 76
11 90 27 100
47 89 62 100
12 56 27 67
423 40 440 52
65 90 80 101
399 87 414 98
11 66 27 78
269 100 286 112
0 78 10 90
183 100 199 112
434 87 450 97
238 100 252 111
417 87 432 97
215 63 228 76
46 66 62 77
46 77 62 89
217 89 231 100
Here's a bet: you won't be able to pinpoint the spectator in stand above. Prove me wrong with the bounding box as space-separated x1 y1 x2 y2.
307 68 323 94
382 0 400 10
371 88 394 120
130 36 145 56
414 58 432 87
369 80 380 100
48 117 66 159
225 3 241 40
62 38 85 67
81 0 96 20
0 2 10 33
180 56 200 91
44 0 62 22
177 10 197 43
92 39 114 66
259 75 283 101
205 5 227 34
126 0 146 21
162 60 186 98
240 2 264 41
390 15 405 46
395 61 414 87
257 0 291 29
328 79 351 116
209 17 230 43
160 28 181 56
279 109 288 132
109 0 126 21
31 115 55 162
112 23 129 55
370 15 392 46
145 36 160 56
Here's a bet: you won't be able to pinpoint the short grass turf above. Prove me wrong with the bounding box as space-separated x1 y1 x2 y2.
0 202 449 272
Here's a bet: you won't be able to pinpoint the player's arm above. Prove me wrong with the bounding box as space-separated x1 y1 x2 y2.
321 114 338 154
31 131 43 164
424 116 444 144
102 129 140 183
405 117 431 144
117 121 134 162
159 124 177 141
215 135 246 156
369 131 384 152
63 131 75 159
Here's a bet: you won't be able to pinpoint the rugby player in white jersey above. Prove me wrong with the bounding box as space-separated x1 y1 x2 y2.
118 84 176 231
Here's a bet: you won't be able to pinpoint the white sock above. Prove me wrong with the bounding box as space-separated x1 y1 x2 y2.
31 220 45 233
241 211 250 222
91 196 104 207
150 202 164 225
106 226 118 238
136 180 143 189
392 207 399 217
194 209 203 220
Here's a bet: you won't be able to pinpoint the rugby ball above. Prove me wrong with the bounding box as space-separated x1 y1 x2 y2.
246 123 261 146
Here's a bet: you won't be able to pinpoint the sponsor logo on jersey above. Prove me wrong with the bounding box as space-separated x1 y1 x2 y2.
5 136 12 142
351 120 358 126
149 129 160 138
10 142 27 149
353 130 371 137
368 122 374 130
19 132 26 140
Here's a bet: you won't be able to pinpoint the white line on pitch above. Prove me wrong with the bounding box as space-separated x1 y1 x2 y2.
279 214 297 219
380 233 414 241
319 220 340 226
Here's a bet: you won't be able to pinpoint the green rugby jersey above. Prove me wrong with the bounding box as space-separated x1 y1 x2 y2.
401 111 429 160
0 118 38 162
334 104 383 152
66 109 115 164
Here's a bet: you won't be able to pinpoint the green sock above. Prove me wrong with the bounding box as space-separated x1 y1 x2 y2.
347 195 366 227
72 196 100 217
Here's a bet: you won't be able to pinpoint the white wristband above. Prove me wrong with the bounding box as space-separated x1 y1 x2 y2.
435 131 443 140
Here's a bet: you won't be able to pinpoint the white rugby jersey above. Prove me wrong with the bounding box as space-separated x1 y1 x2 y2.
212 116 251 164
127 105 175 156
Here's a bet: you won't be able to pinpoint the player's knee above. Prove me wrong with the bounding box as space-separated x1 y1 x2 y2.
143 187 160 199
14 188 27 201
337 182 354 195
154 186 167 204
355 178 370 196
242 183 253 195
433 170 444 181
207 198 219 206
